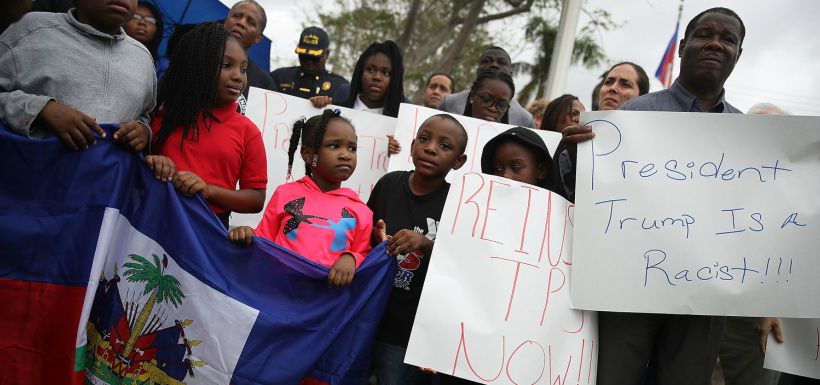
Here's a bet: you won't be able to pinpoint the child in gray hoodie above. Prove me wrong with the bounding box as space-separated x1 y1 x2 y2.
0 0 155 151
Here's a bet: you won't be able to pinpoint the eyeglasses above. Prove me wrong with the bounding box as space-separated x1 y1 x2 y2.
473 92 510 111
131 14 157 25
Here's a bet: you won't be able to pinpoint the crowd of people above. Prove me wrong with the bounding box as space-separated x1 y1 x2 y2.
0 0 813 384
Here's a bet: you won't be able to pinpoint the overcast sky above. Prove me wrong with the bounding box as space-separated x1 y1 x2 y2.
228 0 820 116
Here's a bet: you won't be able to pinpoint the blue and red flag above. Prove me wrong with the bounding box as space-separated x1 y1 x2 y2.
655 21 679 89
0 122 394 384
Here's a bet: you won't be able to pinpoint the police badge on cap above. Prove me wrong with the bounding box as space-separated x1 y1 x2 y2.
295 26 330 56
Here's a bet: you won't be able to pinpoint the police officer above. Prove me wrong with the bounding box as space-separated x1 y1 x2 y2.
270 26 350 101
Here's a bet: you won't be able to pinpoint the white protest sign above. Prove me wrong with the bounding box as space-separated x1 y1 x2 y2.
387 104 561 179
231 87 396 227
764 318 820 379
405 172 597 385
571 111 820 317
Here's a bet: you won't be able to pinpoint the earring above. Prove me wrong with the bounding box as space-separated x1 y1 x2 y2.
311 155 318 167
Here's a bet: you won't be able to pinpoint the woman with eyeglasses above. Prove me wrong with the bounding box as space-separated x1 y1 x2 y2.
124 1 169 79
462 68 514 124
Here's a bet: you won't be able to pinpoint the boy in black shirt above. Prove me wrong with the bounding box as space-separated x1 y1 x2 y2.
368 114 468 385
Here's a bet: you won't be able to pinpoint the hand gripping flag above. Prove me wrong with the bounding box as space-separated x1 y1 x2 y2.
0 122 395 385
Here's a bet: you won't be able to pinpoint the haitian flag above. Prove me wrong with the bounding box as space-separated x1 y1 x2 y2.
0 122 395 384
654 21 679 89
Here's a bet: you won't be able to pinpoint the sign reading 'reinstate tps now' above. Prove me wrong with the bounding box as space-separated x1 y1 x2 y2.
571 111 820 317
406 173 596 385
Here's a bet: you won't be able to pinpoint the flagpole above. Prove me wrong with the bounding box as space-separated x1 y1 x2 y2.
670 0 684 86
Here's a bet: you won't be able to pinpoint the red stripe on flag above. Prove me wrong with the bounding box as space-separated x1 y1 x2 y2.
0 278 86 384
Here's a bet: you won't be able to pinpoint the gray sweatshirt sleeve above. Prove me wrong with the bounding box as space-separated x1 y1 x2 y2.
0 42 54 136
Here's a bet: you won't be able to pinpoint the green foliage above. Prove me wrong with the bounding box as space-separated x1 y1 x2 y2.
316 0 495 100
313 0 618 103
123 253 185 308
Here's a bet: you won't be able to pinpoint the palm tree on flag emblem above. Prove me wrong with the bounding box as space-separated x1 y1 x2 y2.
119 253 184 363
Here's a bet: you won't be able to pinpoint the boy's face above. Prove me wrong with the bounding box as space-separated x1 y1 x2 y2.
410 118 467 179
76 0 137 35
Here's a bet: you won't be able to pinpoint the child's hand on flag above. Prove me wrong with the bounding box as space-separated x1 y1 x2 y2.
328 253 356 287
145 155 175 182
114 120 149 152
228 226 255 246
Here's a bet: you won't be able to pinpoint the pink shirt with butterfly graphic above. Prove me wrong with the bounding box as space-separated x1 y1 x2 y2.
255 176 373 268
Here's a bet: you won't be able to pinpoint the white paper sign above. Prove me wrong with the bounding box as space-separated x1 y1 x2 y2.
764 318 820 379
387 104 561 179
571 111 820 317
231 87 397 227
405 172 597 385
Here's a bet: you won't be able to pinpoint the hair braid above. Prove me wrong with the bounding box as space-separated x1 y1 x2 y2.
285 109 354 179
152 22 231 152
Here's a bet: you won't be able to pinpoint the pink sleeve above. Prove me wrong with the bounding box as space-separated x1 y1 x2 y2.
254 186 282 240
342 208 373 269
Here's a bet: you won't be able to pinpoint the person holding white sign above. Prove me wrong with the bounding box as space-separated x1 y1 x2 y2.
556 62 649 201
310 40 406 155
588 7 746 385
367 114 468 385
461 68 516 124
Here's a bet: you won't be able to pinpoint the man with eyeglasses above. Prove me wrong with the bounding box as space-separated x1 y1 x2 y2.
270 26 350 101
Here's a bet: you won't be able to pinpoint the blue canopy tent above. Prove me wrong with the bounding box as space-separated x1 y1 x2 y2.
145 0 272 72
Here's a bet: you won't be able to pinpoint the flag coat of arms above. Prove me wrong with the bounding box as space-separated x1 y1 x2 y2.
0 123 395 385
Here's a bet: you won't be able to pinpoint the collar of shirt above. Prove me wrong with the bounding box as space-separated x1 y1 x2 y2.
353 94 384 115
670 80 732 113
67 8 126 40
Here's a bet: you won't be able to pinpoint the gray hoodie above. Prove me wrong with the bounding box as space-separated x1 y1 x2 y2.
0 10 156 137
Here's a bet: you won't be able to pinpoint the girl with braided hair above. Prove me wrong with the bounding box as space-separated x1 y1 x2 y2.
229 109 380 287
145 22 268 229
309 40 406 155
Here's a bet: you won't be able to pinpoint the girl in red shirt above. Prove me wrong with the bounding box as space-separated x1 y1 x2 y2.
145 23 267 228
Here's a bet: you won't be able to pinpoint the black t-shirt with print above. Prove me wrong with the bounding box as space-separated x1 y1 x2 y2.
367 171 450 347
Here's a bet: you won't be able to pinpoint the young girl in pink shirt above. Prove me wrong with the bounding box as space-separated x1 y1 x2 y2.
229 109 376 287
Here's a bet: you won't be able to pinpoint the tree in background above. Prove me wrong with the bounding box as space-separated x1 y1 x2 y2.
513 8 617 105
316 0 618 104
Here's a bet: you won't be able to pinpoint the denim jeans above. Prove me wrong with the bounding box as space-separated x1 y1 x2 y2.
373 342 433 385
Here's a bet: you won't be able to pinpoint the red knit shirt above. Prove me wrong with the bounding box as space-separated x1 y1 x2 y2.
151 103 268 213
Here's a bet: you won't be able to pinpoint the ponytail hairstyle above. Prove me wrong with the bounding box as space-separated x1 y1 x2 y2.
342 40 405 118
153 22 238 150
287 109 354 179
463 67 515 124
541 94 580 131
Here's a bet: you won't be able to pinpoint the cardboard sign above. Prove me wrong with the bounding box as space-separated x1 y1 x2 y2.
764 318 820 379
405 172 597 384
571 111 820 317
387 104 561 180
231 88 396 227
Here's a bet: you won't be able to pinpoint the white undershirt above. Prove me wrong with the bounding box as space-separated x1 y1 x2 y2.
353 94 385 115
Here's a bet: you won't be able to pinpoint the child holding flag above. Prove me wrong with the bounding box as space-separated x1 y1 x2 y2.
229 109 378 288
148 23 268 228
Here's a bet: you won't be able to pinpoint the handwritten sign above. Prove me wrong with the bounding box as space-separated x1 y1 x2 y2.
405 173 597 385
231 87 397 227
571 111 820 317
764 318 820 379
387 104 561 180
